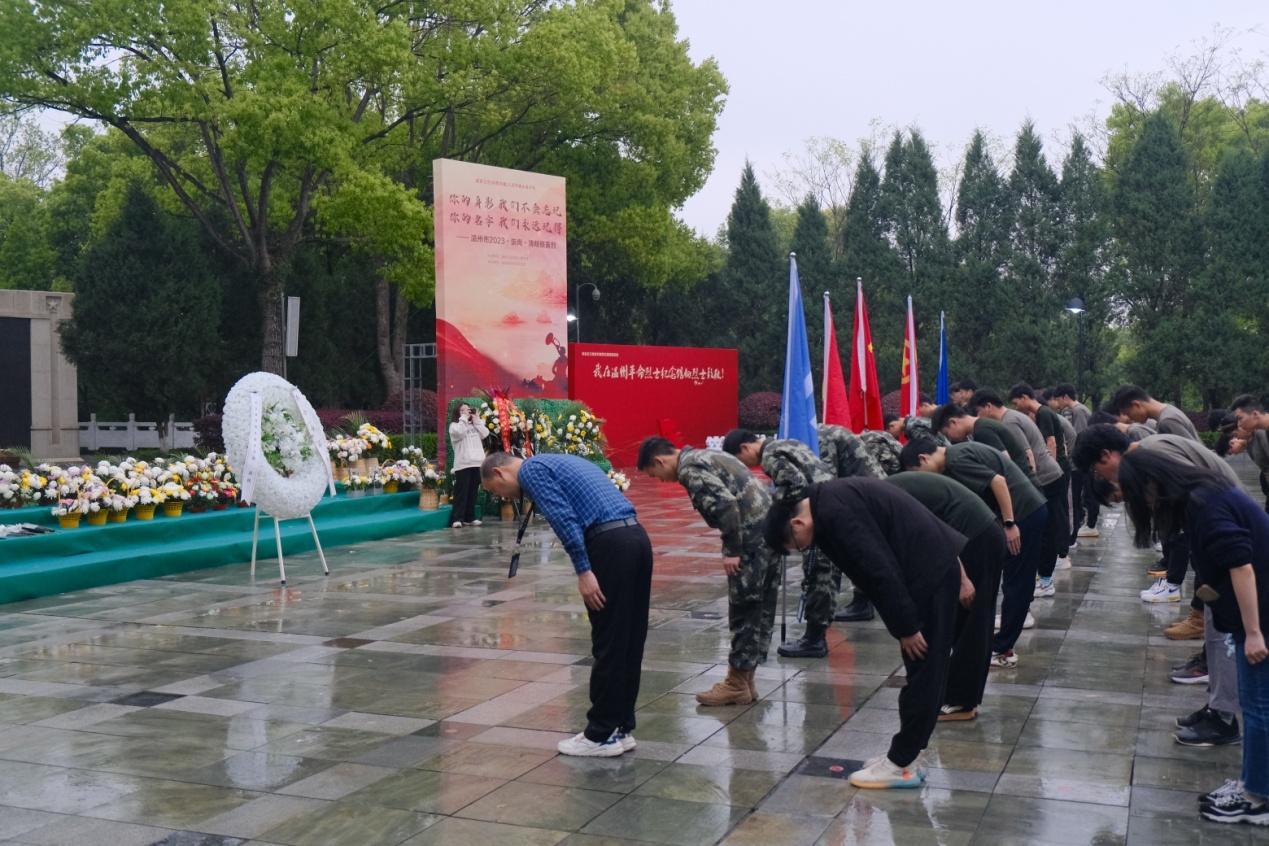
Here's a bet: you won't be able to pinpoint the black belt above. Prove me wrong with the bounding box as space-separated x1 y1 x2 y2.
585 517 639 542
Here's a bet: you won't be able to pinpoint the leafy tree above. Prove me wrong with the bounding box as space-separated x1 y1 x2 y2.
0 174 56 289
60 183 223 418
790 194 834 383
0 112 61 186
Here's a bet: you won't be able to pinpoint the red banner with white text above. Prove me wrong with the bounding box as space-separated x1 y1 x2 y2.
570 343 738 469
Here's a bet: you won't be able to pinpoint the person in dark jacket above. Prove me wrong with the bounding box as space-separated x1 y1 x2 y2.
1117 449 1269 826
765 478 966 790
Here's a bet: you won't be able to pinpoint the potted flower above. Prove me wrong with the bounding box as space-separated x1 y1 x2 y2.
186 480 218 513
417 463 444 510
107 492 135 523
213 480 239 510
51 497 88 529
356 423 392 474
0 465 18 510
134 485 164 520
607 470 631 492
159 481 190 517
82 483 110 526
346 473 370 498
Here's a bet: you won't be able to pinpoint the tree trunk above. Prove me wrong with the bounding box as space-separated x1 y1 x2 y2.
391 284 408 388
375 275 400 394
259 267 285 375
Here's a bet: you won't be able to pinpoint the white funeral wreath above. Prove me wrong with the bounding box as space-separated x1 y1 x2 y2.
223 372 334 520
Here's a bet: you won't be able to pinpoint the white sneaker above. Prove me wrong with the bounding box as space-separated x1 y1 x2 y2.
990 650 1018 669
848 755 925 789
615 731 636 752
470 519 482 526
557 731 623 757
1055 557 1072 570
1034 579 1056 598
1078 526 1100 538
451 522 463 529
1140 579 1181 603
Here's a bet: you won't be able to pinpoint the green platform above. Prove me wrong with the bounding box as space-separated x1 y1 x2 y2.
0 492 453 604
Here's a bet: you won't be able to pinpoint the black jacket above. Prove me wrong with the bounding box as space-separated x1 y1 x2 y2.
810 478 965 639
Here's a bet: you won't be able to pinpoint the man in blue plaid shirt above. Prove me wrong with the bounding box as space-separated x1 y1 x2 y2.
482 452 652 758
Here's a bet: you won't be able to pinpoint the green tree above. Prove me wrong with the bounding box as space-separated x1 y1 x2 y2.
0 112 61 186
60 183 223 418
1110 112 1203 401
722 162 784 394
950 130 1011 385
838 152 903 389
1055 134 1115 404
790 194 834 384
0 174 56 289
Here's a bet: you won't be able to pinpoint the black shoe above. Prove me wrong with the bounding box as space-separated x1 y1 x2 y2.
1172 650 1207 674
1177 705 1215 729
835 597 874 622
777 634 828 658
1174 711 1240 747
1201 794 1269 825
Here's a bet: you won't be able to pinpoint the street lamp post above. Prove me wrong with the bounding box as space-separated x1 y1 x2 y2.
1065 297 1087 399
573 282 600 342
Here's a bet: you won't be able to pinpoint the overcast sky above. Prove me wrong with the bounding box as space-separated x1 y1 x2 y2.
670 1 1268 236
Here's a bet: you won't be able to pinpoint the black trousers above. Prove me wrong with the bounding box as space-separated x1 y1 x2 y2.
584 525 654 742
943 524 1008 711
451 467 481 524
994 504 1048 654
890 566 959 768
1162 532 1204 611
1069 469 1099 542
1038 474 1070 578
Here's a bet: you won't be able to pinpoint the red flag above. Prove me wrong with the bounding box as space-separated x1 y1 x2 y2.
822 293 852 428
900 295 919 419
847 279 884 432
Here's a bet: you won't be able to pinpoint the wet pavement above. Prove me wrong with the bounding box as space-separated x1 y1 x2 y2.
0 471 1254 845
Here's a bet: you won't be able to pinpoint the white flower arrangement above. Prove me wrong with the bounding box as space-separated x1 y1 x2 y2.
51 497 90 517
0 465 18 509
379 460 422 487
159 481 191 502
356 422 392 458
607 470 630 492
222 371 331 521
328 434 368 464
346 473 371 491
108 492 137 512
419 463 444 490
261 402 314 478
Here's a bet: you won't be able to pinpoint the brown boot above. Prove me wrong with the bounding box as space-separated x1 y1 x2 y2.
1164 608 1204 641
747 668 758 702
696 666 755 707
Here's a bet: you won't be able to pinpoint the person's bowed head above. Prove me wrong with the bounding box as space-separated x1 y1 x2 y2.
764 497 814 554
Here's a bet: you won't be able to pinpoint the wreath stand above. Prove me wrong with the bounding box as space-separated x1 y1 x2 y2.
249 508 330 585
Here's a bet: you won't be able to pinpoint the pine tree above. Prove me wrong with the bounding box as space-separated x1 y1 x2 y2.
880 130 948 389
1189 148 1265 405
791 194 834 388
950 131 1012 386
839 153 904 390
1056 134 1114 403
1002 121 1063 386
1111 112 1203 400
60 182 222 418
723 162 785 394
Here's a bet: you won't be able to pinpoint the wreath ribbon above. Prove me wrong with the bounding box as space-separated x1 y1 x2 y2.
239 392 266 505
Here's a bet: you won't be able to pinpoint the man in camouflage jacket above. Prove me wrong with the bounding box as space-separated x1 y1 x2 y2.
638 437 779 706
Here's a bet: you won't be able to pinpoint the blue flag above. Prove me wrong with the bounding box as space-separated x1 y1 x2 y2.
936 311 949 404
779 254 819 451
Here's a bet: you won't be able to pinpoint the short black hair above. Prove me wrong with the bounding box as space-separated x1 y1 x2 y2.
636 436 676 470
1231 394 1263 414
930 403 968 433
1090 473 1118 507
899 437 940 470
951 379 977 393
1109 384 1150 414
883 413 898 427
1008 383 1037 401
1206 408 1229 432
1051 383 1077 399
763 497 802 553
918 392 933 405
1071 423 1130 473
968 389 1004 413
721 428 759 456
1089 409 1118 427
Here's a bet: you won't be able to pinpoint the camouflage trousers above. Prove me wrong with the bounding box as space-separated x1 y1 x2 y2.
801 548 842 628
727 543 782 671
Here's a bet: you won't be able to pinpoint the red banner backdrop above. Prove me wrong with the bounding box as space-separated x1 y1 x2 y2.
569 343 738 468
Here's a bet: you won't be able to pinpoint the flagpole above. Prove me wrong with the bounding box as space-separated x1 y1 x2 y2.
823 292 831 416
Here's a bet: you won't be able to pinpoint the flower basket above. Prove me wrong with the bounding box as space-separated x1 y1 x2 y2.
108 509 128 524
439 492 449 506
57 513 81 529
86 510 108 526
334 465 350 483
134 503 157 521
162 501 184 518
500 501 515 521
367 457 380 475
383 480 400 494
353 458 369 476
418 488 439 511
